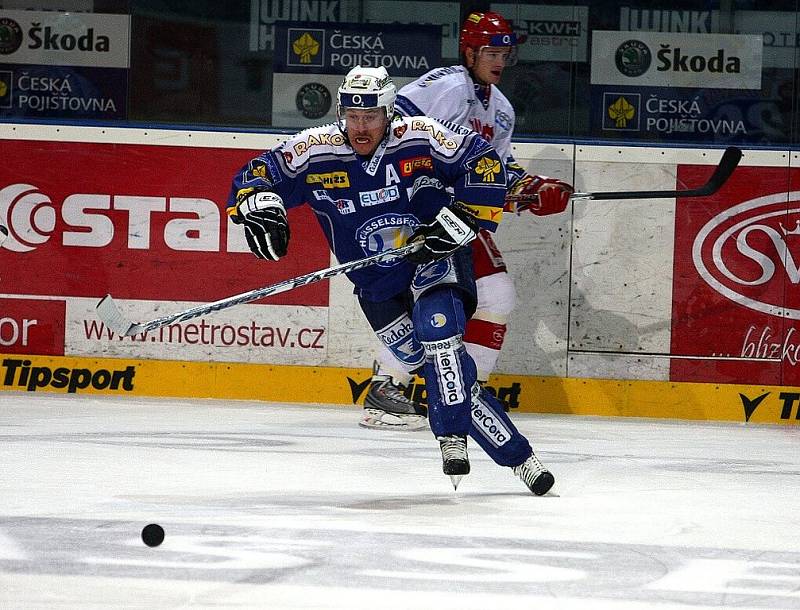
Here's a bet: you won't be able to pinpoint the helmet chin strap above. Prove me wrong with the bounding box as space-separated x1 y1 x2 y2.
465 64 492 109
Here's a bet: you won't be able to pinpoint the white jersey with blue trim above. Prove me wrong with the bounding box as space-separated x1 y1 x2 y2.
394 65 516 164
228 115 508 302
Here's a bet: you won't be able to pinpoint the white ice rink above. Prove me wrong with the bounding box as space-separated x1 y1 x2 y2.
1 392 799 610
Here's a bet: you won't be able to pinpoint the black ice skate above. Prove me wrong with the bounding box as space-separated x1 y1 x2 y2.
360 362 428 431
437 435 470 490
513 452 555 496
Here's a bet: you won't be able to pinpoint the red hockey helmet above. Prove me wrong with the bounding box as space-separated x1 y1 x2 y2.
459 11 518 65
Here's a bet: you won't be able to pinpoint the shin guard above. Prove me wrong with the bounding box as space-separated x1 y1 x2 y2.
413 287 475 438
469 384 533 467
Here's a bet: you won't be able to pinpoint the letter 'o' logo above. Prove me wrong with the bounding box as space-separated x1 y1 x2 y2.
0 184 56 252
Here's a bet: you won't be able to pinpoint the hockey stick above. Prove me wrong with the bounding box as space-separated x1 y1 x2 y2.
96 241 423 337
506 146 742 205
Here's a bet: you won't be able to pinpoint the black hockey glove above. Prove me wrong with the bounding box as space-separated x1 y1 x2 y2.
407 203 479 265
234 192 290 261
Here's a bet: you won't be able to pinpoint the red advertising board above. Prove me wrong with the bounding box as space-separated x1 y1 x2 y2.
671 163 796 384
0 298 65 355
0 140 328 305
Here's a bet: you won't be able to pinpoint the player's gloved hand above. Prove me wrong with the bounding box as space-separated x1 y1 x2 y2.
234 192 290 261
407 203 479 265
505 175 574 216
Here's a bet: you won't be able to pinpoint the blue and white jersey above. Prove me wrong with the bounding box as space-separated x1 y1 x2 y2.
394 65 525 187
228 115 507 301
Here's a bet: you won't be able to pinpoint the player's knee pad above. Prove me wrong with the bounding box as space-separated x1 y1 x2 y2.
474 271 516 321
412 286 467 344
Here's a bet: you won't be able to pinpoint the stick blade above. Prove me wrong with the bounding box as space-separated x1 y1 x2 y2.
96 295 141 337
702 145 742 195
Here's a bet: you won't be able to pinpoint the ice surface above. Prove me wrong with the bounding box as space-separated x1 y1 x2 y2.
1 392 799 609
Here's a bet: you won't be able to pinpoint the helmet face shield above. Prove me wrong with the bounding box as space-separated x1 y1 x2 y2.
477 44 518 67
341 107 388 131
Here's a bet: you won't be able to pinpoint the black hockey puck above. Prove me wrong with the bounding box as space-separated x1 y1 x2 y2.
141 523 164 547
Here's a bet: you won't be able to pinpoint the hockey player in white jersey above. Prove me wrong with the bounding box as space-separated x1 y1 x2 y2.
360 11 574 431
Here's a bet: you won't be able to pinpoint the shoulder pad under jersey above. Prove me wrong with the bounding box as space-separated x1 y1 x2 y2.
281 122 349 167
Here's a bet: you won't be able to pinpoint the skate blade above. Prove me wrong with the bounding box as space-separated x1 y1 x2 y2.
358 410 428 431
449 474 464 490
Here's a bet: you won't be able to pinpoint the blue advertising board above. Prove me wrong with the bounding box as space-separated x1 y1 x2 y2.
592 85 787 144
0 65 126 120
274 21 441 77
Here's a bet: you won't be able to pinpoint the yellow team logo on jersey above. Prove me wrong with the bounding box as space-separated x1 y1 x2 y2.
474 157 501 183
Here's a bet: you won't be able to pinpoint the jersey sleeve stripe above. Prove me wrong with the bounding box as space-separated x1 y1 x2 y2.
395 95 425 118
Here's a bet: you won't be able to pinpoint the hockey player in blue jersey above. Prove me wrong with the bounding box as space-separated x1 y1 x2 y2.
227 66 554 495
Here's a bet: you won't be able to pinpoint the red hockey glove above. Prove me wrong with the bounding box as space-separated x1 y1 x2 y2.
505 175 574 216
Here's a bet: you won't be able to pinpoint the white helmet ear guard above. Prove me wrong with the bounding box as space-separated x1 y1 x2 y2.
336 65 397 128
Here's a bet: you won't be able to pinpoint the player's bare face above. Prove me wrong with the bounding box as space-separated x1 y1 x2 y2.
472 47 511 85
344 108 388 156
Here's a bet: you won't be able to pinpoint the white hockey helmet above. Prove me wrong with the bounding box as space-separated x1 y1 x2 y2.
336 66 397 124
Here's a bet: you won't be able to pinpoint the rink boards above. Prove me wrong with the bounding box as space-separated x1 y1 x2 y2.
1 124 800 424
0 352 796 425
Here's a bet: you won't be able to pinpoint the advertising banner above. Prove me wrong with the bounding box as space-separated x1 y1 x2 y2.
0 10 129 68
0 297 65 355
273 21 440 75
0 139 331 362
591 87 780 143
66 297 329 364
493 3 589 62
271 21 440 128
0 64 125 119
619 7 799 70
0 10 129 119
671 164 796 385
591 30 763 90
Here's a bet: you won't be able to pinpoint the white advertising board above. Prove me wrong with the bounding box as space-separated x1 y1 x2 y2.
0 10 129 68
591 30 763 90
